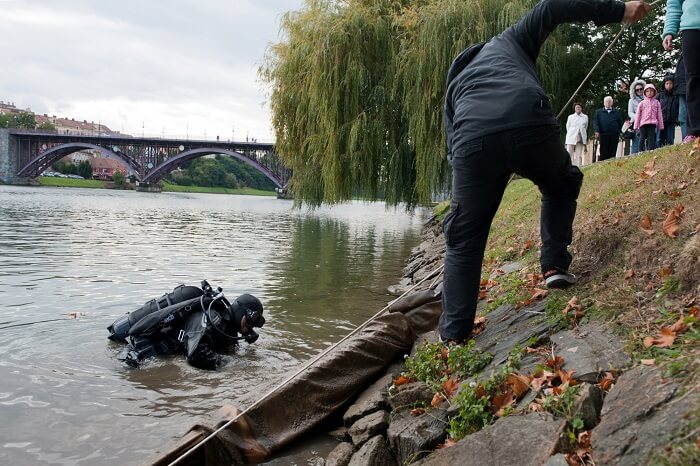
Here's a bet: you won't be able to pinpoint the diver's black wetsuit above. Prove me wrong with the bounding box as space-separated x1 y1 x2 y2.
108 281 264 370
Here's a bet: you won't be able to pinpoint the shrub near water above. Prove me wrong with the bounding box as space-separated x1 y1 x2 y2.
404 341 492 391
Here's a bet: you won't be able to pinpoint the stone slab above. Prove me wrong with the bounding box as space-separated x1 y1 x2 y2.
387 408 448 465
551 322 631 383
343 373 392 426
348 435 396 466
591 365 697 466
475 301 555 376
326 442 355 466
348 410 390 447
414 412 564 466
388 381 434 411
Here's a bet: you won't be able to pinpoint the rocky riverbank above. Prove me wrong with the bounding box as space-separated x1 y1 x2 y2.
318 201 698 465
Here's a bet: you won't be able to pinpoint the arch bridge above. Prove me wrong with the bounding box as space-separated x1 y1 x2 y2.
6 130 290 189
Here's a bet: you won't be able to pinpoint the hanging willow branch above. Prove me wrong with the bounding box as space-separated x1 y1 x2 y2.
260 0 566 208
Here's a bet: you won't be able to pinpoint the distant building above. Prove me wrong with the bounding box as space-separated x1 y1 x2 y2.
91 157 127 180
0 101 23 115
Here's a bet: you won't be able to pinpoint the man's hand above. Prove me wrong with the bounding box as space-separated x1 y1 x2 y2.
623 1 651 24
662 34 674 51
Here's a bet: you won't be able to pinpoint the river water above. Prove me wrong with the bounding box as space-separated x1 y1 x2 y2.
0 186 425 465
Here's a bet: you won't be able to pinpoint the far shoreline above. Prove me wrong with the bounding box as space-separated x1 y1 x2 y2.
35 176 277 197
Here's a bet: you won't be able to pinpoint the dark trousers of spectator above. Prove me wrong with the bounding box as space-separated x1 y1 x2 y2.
657 124 675 146
440 126 582 341
684 29 700 136
598 134 618 160
638 124 657 151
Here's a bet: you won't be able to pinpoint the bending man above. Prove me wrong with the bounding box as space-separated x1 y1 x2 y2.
441 0 650 344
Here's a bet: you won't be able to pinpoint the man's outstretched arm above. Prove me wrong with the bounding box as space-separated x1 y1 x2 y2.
510 0 651 61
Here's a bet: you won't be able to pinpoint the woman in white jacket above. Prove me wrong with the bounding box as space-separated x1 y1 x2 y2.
565 102 588 166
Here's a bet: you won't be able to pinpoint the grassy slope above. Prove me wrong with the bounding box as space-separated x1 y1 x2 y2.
436 142 699 463
37 177 276 196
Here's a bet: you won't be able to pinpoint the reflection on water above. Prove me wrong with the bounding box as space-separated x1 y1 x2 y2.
0 186 425 465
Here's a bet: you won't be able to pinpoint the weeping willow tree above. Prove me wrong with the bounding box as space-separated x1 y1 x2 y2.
260 0 567 208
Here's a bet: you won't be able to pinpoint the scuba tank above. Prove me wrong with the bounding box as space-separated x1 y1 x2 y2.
107 283 205 341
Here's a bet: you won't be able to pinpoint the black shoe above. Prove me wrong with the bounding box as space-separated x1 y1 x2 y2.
544 268 577 289
439 335 470 347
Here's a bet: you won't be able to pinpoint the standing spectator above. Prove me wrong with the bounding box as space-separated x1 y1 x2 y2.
675 54 688 139
634 83 664 151
663 0 699 151
628 78 647 153
565 102 588 166
593 96 624 161
657 75 679 146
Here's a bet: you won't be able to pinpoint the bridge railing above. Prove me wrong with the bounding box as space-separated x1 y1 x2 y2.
9 128 274 144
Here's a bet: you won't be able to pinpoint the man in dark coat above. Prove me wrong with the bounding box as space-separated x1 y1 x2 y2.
593 95 625 160
440 0 650 344
657 75 680 146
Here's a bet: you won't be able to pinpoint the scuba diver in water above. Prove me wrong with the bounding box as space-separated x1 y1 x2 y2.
108 280 265 370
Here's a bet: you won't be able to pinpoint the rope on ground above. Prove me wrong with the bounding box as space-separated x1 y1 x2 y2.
167 262 445 466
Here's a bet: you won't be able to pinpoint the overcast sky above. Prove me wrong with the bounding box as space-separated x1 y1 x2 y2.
0 0 306 142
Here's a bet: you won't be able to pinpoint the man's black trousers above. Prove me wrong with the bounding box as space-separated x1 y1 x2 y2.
683 29 700 137
598 133 618 160
440 126 583 341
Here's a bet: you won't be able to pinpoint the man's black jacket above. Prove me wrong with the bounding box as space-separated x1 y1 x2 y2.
593 107 624 135
444 0 625 161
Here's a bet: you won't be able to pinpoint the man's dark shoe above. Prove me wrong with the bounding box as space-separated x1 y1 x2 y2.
544 268 577 289
439 335 470 347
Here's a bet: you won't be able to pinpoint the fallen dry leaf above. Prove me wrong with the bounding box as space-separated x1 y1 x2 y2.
624 269 635 280
394 375 414 386
640 359 656 365
662 204 684 239
410 407 425 416
643 327 677 348
442 378 460 398
598 372 616 391
520 239 534 256
431 392 446 407
640 214 654 234
658 266 673 278
436 438 458 449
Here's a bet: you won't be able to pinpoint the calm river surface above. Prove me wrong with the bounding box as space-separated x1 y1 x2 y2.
0 185 426 465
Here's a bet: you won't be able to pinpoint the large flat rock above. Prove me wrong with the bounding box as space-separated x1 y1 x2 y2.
343 373 392 426
550 322 631 383
476 301 555 375
387 408 448 465
348 410 390 447
414 412 564 466
347 435 396 466
591 365 697 465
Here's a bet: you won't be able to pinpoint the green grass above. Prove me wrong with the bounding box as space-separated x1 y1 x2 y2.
39 176 106 188
162 181 275 196
37 177 276 196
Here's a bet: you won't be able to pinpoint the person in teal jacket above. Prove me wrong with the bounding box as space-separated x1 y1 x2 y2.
663 0 700 150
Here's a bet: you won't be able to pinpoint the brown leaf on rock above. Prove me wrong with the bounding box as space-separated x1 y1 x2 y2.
546 355 565 370
442 378 460 398
669 314 689 334
506 373 532 399
562 296 584 323
598 372 616 391
472 315 487 336
527 273 543 287
431 392 446 407
394 375 414 386
410 407 425 416
669 191 682 198
643 327 677 348
662 204 684 238
491 390 516 416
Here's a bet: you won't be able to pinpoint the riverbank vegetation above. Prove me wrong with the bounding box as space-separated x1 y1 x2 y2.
262 0 675 207
165 155 276 192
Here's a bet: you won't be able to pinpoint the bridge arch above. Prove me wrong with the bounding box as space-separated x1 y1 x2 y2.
17 142 141 179
142 147 284 188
